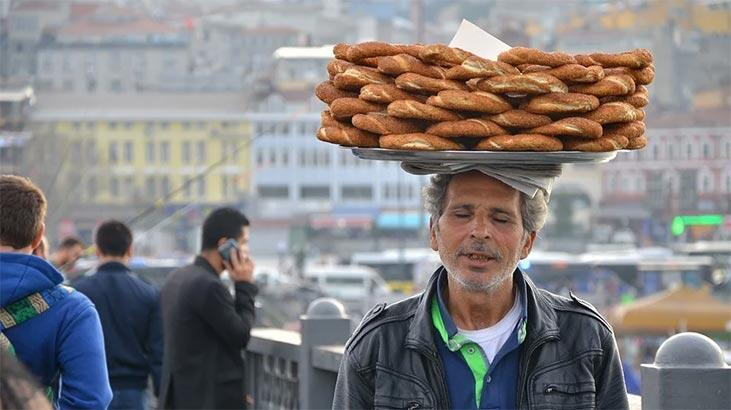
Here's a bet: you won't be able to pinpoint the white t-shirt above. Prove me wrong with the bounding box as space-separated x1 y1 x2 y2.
457 293 522 364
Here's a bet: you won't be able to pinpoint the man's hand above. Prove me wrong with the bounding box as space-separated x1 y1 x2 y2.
223 248 255 283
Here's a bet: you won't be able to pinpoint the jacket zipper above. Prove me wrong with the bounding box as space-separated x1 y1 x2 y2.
408 341 450 409
516 334 559 408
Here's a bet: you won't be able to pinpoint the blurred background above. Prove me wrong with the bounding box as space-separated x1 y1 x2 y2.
1 0 730 384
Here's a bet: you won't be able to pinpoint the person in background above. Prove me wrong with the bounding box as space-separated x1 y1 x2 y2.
160 207 257 409
0 175 112 409
74 220 163 410
49 236 85 277
0 349 53 410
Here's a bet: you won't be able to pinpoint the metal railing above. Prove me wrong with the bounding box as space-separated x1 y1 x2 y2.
245 298 730 410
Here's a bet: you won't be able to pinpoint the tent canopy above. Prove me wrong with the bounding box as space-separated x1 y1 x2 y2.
608 286 731 334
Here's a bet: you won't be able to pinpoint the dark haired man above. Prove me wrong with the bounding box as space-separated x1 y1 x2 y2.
160 207 257 409
50 236 85 277
74 220 163 410
0 175 112 409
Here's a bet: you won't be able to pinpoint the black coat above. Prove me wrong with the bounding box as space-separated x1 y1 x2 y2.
333 267 629 409
159 256 257 409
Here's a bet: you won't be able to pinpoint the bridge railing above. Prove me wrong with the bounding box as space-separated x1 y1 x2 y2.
245 298 729 410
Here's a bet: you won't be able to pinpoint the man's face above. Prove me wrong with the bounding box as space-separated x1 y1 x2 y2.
429 171 535 294
64 244 85 266
236 226 250 257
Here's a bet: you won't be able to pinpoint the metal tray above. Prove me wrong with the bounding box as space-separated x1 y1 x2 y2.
351 148 618 164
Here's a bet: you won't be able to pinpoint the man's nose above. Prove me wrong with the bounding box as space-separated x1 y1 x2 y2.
470 217 492 239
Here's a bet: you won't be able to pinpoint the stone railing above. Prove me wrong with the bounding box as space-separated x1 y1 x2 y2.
245 298 730 409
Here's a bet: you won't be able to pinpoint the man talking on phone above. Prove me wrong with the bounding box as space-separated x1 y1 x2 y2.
160 207 257 409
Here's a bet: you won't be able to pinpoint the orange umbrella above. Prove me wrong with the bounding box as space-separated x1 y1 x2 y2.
608 286 731 334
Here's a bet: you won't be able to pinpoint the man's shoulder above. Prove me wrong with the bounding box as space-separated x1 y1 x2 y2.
538 288 613 333
344 293 422 353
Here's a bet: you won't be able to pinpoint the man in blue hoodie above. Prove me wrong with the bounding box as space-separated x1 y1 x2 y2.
0 175 112 409
75 220 163 410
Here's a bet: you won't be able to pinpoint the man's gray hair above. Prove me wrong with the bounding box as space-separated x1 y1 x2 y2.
423 173 549 234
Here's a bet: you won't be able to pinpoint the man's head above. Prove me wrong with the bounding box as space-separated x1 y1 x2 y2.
424 171 548 294
201 207 250 268
0 175 47 252
53 236 85 269
95 220 133 261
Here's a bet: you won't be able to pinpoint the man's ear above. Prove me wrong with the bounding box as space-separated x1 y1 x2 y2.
216 237 228 248
429 218 438 252
31 223 45 250
520 231 537 260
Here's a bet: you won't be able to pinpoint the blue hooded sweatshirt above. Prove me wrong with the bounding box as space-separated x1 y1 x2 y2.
0 253 113 409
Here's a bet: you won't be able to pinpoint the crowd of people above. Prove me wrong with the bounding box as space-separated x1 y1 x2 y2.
0 175 258 410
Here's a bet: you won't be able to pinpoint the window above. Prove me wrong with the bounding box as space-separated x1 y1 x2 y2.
222 175 229 197
257 185 289 198
87 177 97 199
652 144 659 160
299 150 306 166
108 142 118 164
268 149 276 166
123 177 134 196
146 177 156 197
256 150 264 167
282 150 289 166
110 79 123 92
183 176 192 198
160 141 170 163
109 121 118 130
160 122 170 130
300 185 330 199
182 141 191 164
161 176 170 195
182 122 191 130
702 143 711 159
62 79 74 91
124 141 133 163
197 141 206 164
110 177 119 197
146 142 155 162
342 185 373 200
197 177 206 196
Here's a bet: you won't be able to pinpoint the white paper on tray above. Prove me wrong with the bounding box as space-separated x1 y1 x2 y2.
448 19 512 60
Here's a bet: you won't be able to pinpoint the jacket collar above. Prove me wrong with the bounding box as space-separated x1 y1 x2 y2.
194 255 219 277
405 266 559 355
96 261 130 273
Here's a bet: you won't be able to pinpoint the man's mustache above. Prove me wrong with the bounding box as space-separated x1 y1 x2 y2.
458 241 502 260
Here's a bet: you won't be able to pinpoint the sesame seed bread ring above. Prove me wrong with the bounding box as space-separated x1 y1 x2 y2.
315 81 359 104
589 48 653 69
329 98 386 119
379 133 464 151
387 100 462 121
599 85 649 108
569 74 636 97
528 117 603 139
333 66 395 90
400 44 425 59
445 55 519 80
360 84 428 104
522 93 600 115
377 53 446 79
333 43 350 60
320 110 352 129
346 41 404 63
472 73 568 95
351 113 425 135
603 121 646 139
626 134 648 150
395 72 468 95
426 90 512 114
474 134 563 151
522 64 605 83
604 65 655 85
418 44 474 67
574 54 601 67
326 59 354 78
488 110 553 129
425 118 507 138
581 102 644 124
498 47 577 67
562 134 629 152
317 126 379 147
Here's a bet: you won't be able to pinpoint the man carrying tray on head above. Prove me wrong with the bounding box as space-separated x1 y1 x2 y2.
333 163 629 409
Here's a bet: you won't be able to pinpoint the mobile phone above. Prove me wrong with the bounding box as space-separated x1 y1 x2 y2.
217 238 240 263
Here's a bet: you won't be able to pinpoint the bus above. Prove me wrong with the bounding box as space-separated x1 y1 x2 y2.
351 248 441 294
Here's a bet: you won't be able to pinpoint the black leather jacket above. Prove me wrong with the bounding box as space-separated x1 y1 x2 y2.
333 268 629 409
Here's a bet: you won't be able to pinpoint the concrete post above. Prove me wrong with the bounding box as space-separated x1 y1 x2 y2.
299 297 351 410
641 332 730 410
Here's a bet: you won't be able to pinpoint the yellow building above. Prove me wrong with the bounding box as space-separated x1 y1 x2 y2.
28 93 252 242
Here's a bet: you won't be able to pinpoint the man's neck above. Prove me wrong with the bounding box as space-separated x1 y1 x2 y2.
0 245 33 254
98 256 129 266
444 277 516 331
199 250 224 275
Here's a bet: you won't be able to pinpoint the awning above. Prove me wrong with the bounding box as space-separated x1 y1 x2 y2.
376 212 429 230
309 214 373 230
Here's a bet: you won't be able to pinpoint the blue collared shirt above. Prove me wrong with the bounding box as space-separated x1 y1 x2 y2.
432 268 528 409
